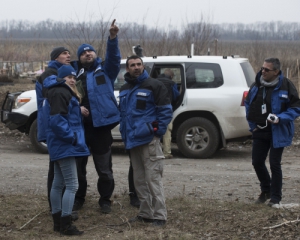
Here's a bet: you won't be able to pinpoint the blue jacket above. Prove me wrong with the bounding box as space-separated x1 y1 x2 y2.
119 70 173 149
71 37 121 128
42 76 90 161
244 70 300 148
36 61 63 142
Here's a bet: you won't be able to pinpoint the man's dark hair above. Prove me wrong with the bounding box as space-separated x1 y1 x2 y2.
126 55 143 68
264 58 281 70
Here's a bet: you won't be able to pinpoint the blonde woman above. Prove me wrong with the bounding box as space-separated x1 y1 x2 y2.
43 65 89 235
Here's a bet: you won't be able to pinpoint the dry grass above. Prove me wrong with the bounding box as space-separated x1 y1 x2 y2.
0 78 34 109
218 41 300 77
0 76 13 83
1 194 300 239
0 40 300 78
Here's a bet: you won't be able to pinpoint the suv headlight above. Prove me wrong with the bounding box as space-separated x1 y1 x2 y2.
15 97 31 109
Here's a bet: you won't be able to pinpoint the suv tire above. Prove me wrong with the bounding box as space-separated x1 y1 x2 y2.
29 119 48 154
177 117 219 158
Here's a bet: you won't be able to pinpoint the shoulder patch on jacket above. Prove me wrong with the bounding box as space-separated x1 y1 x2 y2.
279 90 288 98
137 92 147 96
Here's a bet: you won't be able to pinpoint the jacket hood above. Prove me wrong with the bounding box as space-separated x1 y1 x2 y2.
255 70 284 89
43 75 66 89
124 69 149 85
48 60 64 70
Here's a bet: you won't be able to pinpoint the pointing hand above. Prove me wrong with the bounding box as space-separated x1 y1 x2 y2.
109 19 119 39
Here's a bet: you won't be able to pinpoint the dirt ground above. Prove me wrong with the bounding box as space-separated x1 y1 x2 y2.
1 122 300 204
2 80 300 239
1 122 300 239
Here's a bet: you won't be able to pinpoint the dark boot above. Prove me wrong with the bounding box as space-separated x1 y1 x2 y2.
60 215 83 236
71 211 78 221
129 193 140 208
52 211 61 232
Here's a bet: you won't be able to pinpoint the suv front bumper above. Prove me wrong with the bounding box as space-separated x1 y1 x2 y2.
1 92 28 131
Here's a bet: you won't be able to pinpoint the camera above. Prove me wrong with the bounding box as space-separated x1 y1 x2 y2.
267 113 278 122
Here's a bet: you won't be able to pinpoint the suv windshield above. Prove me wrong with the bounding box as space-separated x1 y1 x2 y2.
240 62 255 87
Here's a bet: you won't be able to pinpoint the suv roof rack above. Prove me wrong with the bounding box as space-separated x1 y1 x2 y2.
223 55 240 59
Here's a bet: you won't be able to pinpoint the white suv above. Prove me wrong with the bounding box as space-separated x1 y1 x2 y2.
1 55 255 158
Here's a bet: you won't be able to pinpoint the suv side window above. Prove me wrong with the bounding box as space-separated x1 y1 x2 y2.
114 64 127 91
240 62 255 87
185 63 223 89
151 64 184 111
150 64 184 90
151 67 181 83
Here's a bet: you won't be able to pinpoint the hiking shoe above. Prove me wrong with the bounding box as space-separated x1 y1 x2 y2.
152 219 166 227
72 201 83 211
129 215 153 223
101 204 111 214
255 192 270 204
267 200 280 207
129 193 141 208
164 154 173 159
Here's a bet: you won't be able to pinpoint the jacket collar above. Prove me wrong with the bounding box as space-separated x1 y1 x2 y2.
71 57 102 72
124 69 149 85
48 60 64 70
255 70 284 89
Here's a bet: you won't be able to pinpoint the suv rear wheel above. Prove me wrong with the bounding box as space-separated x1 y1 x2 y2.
29 119 48 154
177 117 219 158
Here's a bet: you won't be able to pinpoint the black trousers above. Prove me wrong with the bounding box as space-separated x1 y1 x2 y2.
75 124 115 207
47 160 54 210
252 130 284 202
128 151 137 195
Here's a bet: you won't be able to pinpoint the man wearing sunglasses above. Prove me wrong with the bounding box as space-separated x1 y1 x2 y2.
244 58 300 207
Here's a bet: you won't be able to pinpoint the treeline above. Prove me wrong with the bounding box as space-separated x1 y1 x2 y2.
0 19 299 41
216 22 300 41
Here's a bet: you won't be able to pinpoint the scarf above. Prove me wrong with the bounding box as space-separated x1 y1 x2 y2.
260 75 279 87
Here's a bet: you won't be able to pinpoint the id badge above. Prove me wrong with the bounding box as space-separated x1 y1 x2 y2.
261 104 267 114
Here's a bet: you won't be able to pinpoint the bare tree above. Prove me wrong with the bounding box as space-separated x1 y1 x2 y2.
53 2 118 58
181 15 218 55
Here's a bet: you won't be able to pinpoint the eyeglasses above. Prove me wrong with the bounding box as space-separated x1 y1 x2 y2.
261 67 275 73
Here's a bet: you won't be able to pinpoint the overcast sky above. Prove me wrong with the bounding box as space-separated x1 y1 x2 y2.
1 0 299 28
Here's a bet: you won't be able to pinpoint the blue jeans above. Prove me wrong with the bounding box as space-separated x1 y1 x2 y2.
50 157 78 216
252 131 284 202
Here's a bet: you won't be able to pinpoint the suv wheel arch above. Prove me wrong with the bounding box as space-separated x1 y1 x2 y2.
176 117 220 158
29 119 48 154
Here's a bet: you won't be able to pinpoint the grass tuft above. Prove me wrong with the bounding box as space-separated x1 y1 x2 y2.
1 194 300 239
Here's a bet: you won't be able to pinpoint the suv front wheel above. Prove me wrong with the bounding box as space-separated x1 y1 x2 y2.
29 119 48 154
177 117 219 158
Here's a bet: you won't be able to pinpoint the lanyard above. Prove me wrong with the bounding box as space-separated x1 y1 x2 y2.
262 87 266 104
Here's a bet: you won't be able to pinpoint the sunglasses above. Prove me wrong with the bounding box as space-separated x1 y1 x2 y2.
261 67 275 73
